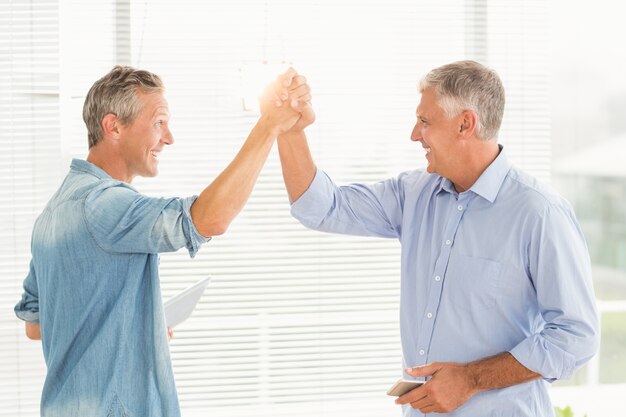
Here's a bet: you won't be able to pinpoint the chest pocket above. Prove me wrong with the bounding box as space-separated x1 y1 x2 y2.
444 253 502 312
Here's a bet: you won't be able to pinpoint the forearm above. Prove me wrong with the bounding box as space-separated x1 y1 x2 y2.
467 352 541 392
191 118 277 236
277 130 316 203
401 352 543 413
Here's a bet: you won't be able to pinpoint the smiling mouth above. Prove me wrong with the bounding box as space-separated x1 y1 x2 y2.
150 151 160 158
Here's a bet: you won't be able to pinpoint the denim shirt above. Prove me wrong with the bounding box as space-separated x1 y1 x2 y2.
291 148 599 417
15 159 211 417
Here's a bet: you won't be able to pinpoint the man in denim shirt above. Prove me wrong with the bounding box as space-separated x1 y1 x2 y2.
14 65 311 417
277 61 599 416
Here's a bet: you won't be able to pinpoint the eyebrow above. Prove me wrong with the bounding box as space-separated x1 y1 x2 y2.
152 107 171 119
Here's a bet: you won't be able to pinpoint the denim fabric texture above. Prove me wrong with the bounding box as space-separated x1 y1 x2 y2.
15 159 211 417
291 147 600 417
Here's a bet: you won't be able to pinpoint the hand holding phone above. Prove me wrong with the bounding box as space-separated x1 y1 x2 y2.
386 379 424 396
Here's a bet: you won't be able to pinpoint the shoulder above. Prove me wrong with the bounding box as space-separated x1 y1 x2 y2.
503 166 575 218
85 179 139 202
81 179 148 223
397 169 443 197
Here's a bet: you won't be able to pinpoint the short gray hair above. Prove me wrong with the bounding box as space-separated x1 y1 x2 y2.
83 65 164 148
419 60 505 141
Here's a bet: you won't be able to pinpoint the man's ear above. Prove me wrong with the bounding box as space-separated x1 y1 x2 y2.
458 111 478 138
101 113 121 139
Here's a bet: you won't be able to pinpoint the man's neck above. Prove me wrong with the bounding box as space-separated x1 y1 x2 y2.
450 141 501 193
87 146 133 183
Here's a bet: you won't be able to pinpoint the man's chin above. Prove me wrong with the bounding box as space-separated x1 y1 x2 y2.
141 169 159 178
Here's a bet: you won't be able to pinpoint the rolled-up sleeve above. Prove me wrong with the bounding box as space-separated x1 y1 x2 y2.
510 202 600 380
290 169 336 229
180 194 212 257
85 182 211 257
291 169 406 239
14 260 40 323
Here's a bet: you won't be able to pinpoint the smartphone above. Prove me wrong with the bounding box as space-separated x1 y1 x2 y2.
386 379 425 396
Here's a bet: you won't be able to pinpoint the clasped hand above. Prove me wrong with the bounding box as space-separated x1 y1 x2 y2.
260 67 315 135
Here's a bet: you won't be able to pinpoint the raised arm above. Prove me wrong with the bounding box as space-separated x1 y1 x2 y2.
276 74 316 203
190 68 307 236
277 129 316 203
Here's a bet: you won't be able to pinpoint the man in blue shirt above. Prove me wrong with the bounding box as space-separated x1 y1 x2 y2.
14 65 311 417
276 61 599 416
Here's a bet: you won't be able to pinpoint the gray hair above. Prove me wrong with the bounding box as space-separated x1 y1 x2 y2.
83 65 164 148
419 60 505 141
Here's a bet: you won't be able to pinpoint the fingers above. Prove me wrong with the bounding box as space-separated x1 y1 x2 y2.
283 83 311 113
269 85 287 108
405 363 438 377
409 397 434 411
395 383 427 405
271 67 312 108
418 404 438 414
274 67 298 105
288 75 309 93
395 383 439 413
287 77 312 111
289 95 312 109
409 397 443 414
287 76 310 104
281 67 298 87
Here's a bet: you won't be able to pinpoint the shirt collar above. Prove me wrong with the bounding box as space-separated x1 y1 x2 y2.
470 144 510 203
436 145 511 203
70 158 114 181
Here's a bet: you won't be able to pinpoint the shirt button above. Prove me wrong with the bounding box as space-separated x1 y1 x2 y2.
457 205 463 211
419 350 425 355
435 275 441 281
426 312 433 318
446 240 451 245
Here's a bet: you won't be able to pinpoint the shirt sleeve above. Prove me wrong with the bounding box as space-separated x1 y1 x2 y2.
509 201 600 380
290 169 407 239
14 259 40 323
84 182 211 257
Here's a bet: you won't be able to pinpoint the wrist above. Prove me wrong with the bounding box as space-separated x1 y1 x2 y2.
256 115 282 139
278 129 305 141
464 362 483 394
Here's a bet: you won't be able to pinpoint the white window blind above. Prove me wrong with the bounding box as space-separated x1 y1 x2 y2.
0 1 60 415
1 1 550 416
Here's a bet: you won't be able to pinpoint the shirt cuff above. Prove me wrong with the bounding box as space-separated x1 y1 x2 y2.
182 195 212 258
290 169 335 228
14 294 40 324
509 334 577 380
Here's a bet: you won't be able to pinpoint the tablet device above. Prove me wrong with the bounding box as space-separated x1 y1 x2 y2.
164 277 211 328
386 379 424 396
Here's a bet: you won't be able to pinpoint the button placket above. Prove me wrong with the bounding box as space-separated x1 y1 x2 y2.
414 194 472 365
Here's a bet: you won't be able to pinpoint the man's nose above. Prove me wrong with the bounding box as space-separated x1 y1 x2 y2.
162 128 174 145
410 122 421 142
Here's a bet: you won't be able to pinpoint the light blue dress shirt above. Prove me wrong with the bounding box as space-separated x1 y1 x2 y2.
15 159 210 417
291 148 599 417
